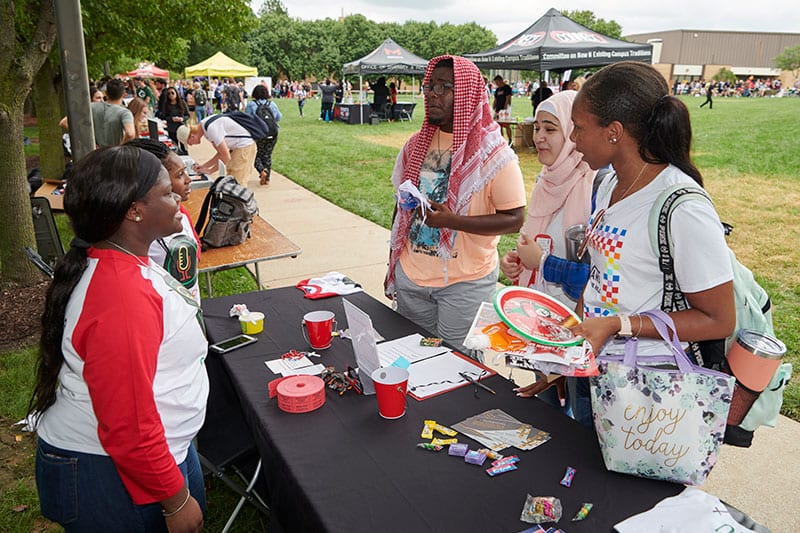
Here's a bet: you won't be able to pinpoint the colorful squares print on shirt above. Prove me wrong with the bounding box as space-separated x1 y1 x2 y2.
590 223 627 313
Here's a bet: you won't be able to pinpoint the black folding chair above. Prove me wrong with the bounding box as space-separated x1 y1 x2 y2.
30 196 64 268
197 351 270 532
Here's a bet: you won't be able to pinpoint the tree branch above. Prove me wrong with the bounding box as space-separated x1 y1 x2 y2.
18 0 57 86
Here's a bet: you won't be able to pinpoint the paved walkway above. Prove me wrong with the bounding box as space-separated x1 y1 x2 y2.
187 138 798 532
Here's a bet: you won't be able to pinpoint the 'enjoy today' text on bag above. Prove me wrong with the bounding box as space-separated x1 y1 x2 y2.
590 310 734 486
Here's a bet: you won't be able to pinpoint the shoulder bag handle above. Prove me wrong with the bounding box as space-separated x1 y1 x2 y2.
622 309 694 373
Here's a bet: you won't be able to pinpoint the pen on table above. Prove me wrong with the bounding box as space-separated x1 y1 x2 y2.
459 372 496 395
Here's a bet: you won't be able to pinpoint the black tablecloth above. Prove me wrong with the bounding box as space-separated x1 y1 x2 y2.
201 288 681 532
334 103 372 124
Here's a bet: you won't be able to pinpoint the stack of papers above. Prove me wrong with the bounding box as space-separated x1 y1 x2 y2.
264 355 325 377
452 409 551 452
377 333 494 400
464 302 598 377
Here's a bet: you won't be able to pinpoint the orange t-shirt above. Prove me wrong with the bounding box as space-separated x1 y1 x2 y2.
399 131 526 287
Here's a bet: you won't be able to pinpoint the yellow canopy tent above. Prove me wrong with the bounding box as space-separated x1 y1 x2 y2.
184 51 258 78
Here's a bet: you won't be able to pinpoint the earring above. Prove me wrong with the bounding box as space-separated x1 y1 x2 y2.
610 138 618 144
135 215 141 222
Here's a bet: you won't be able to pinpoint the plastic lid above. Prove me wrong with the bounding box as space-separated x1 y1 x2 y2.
736 330 786 359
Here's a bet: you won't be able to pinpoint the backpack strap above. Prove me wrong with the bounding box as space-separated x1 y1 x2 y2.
203 112 252 139
590 167 615 212
194 175 225 236
647 184 718 366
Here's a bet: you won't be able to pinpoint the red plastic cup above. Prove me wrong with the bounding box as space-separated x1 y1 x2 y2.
302 311 336 350
371 366 409 419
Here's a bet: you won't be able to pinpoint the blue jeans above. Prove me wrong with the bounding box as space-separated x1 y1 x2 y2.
36 439 205 532
537 377 593 429
195 104 206 122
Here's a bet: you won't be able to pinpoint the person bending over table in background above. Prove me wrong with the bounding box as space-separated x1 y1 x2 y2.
569 61 734 367
492 75 514 146
385 55 526 356
127 138 202 302
177 114 257 188
30 145 208 532
245 84 282 186
499 90 597 426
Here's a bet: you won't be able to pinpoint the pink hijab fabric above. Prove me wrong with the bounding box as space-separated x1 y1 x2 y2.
518 90 595 286
384 55 516 297
523 90 594 236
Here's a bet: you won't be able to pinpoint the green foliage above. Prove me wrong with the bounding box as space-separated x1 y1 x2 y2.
78 0 256 78
714 67 737 83
185 40 251 73
773 44 800 78
244 12 495 81
560 10 623 39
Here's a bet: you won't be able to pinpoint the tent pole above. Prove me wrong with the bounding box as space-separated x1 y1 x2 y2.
359 74 364 125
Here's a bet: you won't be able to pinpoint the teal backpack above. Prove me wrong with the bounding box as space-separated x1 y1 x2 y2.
648 184 791 447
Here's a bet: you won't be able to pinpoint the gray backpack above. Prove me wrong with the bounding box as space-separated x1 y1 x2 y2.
194 176 258 249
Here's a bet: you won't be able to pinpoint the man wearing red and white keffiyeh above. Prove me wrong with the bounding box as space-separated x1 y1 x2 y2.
384 55 526 354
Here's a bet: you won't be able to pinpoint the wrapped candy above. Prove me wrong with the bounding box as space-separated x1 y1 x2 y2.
520 495 562 524
571 502 593 521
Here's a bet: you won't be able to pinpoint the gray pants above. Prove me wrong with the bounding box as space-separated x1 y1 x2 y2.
395 262 499 357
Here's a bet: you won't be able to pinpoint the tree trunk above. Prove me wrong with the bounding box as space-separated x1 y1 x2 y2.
0 104 39 286
33 59 66 181
0 0 57 287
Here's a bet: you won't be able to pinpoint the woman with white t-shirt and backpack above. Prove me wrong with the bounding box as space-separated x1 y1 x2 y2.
568 61 735 360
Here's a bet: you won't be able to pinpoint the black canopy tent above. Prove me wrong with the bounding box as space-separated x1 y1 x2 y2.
465 8 652 72
343 38 429 124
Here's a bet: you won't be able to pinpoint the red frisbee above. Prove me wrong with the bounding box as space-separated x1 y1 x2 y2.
493 287 583 347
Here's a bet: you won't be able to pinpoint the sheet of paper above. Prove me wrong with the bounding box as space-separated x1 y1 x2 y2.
265 356 316 376
407 351 488 400
377 333 449 366
284 363 326 376
342 298 380 394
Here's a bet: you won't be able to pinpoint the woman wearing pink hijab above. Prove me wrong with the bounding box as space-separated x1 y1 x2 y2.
501 90 595 303
499 90 596 424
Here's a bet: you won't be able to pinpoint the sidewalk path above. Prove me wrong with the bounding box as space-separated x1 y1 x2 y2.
187 138 798 532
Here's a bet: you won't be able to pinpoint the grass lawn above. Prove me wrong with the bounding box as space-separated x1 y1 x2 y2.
2 92 798 532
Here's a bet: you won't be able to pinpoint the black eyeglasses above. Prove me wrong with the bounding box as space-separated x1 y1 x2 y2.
422 83 454 96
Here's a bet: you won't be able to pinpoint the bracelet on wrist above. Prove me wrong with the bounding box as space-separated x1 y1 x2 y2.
162 487 191 518
633 315 643 338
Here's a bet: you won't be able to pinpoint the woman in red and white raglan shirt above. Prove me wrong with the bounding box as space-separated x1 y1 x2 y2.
31 145 208 532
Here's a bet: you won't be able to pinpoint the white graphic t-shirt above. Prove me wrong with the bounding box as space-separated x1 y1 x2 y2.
582 165 732 356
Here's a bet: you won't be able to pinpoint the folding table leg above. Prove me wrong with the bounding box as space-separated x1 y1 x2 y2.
205 272 213 297
222 459 268 533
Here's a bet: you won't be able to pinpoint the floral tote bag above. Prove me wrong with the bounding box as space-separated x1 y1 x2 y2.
590 310 734 485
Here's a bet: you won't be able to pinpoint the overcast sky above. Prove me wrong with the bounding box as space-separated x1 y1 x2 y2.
251 1 800 43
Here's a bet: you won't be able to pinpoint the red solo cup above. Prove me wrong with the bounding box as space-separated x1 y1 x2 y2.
371 367 409 419
301 311 336 350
